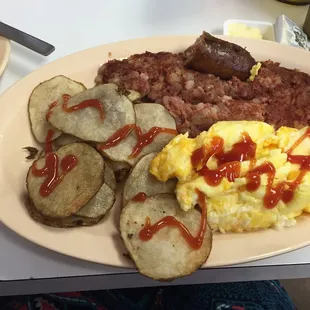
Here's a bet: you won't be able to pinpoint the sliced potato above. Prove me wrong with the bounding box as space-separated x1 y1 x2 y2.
123 153 176 206
76 183 115 218
101 103 177 165
28 75 86 143
99 132 137 165
48 83 135 143
120 194 212 281
104 162 116 191
27 143 104 218
25 197 100 227
26 183 115 228
53 134 84 149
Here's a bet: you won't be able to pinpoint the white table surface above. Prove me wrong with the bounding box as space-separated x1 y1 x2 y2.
1 0 310 296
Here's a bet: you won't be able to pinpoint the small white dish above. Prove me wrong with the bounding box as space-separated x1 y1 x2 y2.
0 36 11 76
223 19 275 41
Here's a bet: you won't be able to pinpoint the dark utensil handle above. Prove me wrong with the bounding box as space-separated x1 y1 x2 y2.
0 22 55 56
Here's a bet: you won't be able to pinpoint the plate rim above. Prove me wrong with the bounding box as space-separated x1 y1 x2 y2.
0 36 11 76
1 34 310 269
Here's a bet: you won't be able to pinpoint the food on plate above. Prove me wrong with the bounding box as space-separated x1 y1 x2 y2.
26 181 115 227
75 182 115 219
48 83 135 143
53 134 84 149
97 103 177 165
123 152 176 206
103 161 117 191
183 31 256 81
28 75 86 143
22 32 310 280
150 121 310 232
96 32 310 136
25 78 177 230
26 141 116 227
27 143 105 218
120 194 212 280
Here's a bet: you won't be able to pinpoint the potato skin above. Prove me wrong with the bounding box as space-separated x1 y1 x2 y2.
123 152 176 206
27 143 105 218
28 75 86 143
26 176 116 228
25 197 103 228
184 31 256 81
120 194 212 281
48 84 135 143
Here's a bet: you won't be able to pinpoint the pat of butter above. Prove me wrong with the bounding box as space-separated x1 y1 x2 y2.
228 23 263 39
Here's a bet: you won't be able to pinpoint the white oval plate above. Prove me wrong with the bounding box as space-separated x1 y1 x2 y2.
0 36 10 76
1 35 310 268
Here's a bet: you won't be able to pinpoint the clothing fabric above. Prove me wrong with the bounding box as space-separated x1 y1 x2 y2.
0 280 296 310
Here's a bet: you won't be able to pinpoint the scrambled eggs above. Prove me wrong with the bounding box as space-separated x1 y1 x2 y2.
150 121 310 233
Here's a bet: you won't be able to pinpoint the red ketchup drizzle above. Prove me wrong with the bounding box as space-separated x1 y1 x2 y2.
97 124 135 150
200 162 241 186
215 132 256 165
32 153 78 197
190 129 310 209
139 190 207 250
132 192 147 202
191 145 209 170
61 94 105 121
284 127 310 203
192 133 256 186
31 125 78 197
246 162 283 209
245 127 310 208
191 133 256 171
46 101 58 121
129 126 178 159
97 124 177 158
45 129 55 154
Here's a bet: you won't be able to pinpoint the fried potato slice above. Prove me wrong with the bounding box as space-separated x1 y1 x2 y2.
25 197 99 227
28 75 86 143
76 183 115 218
48 84 135 143
27 143 104 218
53 137 116 189
53 134 84 149
101 103 177 165
103 162 116 191
123 153 176 206
26 183 115 227
120 194 212 281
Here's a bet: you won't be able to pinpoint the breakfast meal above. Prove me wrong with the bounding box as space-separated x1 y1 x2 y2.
184 31 256 81
96 32 310 137
150 121 310 232
120 194 212 280
23 31 309 280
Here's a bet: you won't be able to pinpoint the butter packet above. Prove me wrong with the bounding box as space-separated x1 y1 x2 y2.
275 14 308 50
223 19 275 41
